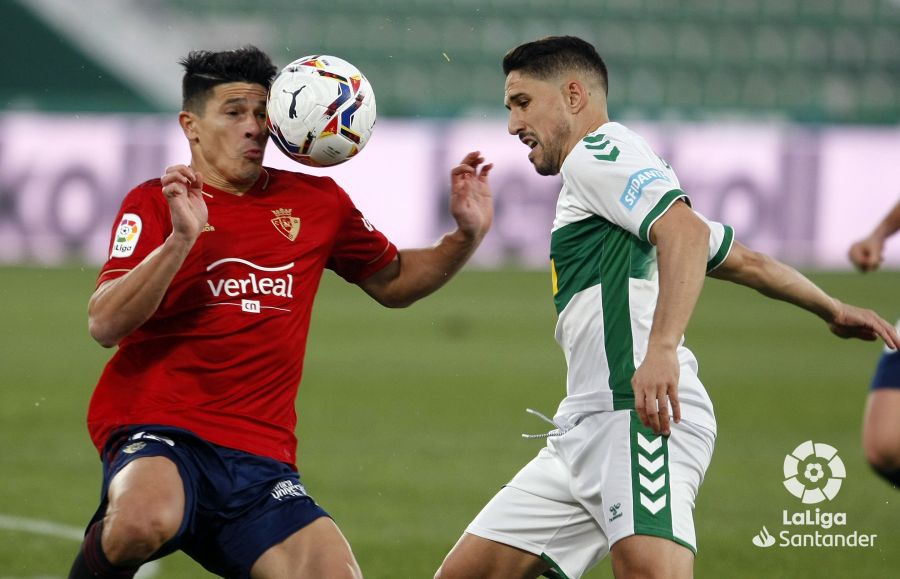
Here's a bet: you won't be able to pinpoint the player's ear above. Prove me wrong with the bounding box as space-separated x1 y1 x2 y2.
565 79 590 114
179 111 200 143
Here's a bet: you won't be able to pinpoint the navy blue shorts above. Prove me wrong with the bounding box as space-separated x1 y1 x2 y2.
88 425 329 578
871 350 900 390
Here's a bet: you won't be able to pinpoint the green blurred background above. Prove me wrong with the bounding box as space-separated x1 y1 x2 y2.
4 0 899 122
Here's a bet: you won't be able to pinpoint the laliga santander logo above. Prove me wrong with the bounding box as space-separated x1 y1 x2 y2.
783 440 846 504
752 441 877 549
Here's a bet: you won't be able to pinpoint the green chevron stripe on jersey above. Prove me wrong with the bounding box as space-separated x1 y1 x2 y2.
629 411 675 542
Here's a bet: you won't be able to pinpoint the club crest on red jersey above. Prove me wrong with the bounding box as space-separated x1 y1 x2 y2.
271 208 301 241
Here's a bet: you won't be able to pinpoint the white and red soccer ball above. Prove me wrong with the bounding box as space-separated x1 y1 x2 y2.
266 55 376 167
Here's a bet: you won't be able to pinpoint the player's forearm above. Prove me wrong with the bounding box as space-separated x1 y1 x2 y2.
88 234 195 347
710 242 838 323
647 222 709 352
370 229 481 308
870 200 900 242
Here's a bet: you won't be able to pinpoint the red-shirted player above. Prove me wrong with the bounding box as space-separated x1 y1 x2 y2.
68 46 493 579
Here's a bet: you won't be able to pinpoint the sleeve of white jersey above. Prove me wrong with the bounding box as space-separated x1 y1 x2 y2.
563 138 689 243
693 210 735 272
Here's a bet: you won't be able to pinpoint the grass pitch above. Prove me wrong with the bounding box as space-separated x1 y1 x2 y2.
0 266 897 578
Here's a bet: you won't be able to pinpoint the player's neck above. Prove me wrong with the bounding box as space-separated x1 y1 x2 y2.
582 110 611 139
192 165 261 196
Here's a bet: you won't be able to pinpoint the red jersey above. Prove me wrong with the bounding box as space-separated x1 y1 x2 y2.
87 167 397 465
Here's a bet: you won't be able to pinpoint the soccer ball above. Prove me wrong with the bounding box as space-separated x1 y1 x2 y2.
266 55 376 167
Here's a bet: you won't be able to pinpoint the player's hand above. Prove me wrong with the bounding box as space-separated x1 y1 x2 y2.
449 151 494 242
161 164 209 244
848 236 884 272
828 300 900 350
632 347 681 436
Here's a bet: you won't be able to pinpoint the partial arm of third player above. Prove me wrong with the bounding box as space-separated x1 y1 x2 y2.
849 199 900 272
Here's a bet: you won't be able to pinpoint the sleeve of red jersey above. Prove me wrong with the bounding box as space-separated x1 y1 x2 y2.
326 186 398 284
96 181 171 288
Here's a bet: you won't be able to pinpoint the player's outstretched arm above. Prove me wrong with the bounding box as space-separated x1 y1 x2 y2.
849 199 900 272
709 241 900 349
358 152 493 308
89 165 208 347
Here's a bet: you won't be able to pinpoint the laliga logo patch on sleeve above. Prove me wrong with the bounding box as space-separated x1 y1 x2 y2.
111 213 142 258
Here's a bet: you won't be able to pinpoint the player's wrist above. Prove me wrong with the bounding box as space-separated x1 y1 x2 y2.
164 230 199 256
646 337 679 354
447 227 484 247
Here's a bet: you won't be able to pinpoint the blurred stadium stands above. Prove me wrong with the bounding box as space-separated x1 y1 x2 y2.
4 0 899 122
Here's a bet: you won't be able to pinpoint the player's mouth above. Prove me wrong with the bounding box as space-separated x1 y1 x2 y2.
519 134 539 149
520 134 539 161
243 148 264 161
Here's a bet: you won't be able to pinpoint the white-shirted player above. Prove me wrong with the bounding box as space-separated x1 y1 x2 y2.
435 36 900 579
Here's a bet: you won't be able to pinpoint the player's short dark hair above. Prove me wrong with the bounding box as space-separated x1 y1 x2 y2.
180 45 278 113
503 36 608 95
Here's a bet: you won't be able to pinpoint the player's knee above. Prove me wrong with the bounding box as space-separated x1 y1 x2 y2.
102 509 181 565
863 445 900 487
863 440 900 472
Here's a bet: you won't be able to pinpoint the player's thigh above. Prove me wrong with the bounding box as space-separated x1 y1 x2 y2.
863 389 900 467
564 411 714 557
105 455 185 538
456 447 607 579
610 534 693 579
249 517 361 579
436 532 549 579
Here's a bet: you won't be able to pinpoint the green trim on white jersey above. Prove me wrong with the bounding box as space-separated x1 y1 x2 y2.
706 224 735 272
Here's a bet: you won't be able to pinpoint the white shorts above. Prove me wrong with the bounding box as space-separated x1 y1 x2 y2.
465 410 715 579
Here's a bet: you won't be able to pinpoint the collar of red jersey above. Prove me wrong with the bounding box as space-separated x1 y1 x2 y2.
200 168 270 198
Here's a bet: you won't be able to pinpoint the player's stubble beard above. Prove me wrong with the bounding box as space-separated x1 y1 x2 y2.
533 117 572 176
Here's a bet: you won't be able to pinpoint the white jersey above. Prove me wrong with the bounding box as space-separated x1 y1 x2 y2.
550 122 733 434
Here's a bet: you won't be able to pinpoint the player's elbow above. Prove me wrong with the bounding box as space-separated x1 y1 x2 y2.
88 313 122 348
711 241 769 288
372 291 416 309
89 324 120 348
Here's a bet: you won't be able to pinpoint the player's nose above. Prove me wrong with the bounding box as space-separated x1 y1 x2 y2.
245 117 265 139
507 111 525 136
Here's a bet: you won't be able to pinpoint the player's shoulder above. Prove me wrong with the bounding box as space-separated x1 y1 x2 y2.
121 178 166 206
564 123 669 181
567 122 655 167
264 166 350 207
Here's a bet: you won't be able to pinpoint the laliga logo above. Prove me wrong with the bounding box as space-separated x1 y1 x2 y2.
751 441 876 549
783 440 846 504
